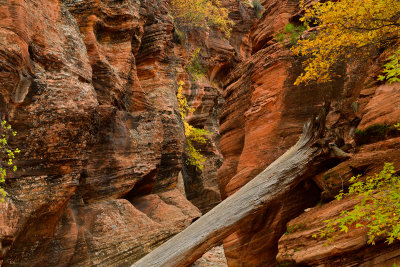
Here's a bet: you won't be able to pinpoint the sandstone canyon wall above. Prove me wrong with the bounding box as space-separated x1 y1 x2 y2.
0 0 400 266
217 0 400 266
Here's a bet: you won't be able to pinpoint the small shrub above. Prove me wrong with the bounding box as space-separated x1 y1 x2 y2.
274 23 307 45
0 120 20 202
186 48 207 80
354 124 391 145
285 222 307 235
252 0 265 19
177 81 210 170
274 33 285 42
283 23 296 33
315 163 400 245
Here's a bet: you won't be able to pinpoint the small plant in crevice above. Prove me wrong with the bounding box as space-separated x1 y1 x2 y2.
0 120 20 202
186 48 207 81
285 222 307 235
177 80 210 170
354 124 393 146
173 26 186 44
274 23 307 46
315 163 400 246
354 123 400 146
251 0 265 19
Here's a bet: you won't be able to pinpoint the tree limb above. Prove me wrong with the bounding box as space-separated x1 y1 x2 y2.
132 105 349 267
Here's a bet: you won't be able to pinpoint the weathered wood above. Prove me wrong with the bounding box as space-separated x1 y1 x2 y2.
132 108 349 267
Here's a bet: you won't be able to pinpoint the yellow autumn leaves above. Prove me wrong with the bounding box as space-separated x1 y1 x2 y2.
169 0 233 37
0 120 20 202
292 0 400 85
177 81 210 170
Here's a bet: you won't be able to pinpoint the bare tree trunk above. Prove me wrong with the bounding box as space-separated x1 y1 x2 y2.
132 108 349 267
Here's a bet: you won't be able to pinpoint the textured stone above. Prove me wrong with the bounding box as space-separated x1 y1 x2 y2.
217 36 341 267
358 83 400 130
0 0 200 265
216 0 400 266
315 137 400 200
1 0 399 265
277 197 400 266
277 136 400 266
132 112 349 266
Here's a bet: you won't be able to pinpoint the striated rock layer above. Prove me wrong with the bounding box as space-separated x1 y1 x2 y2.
0 0 206 265
217 0 400 266
217 0 339 265
277 86 400 266
1 0 400 265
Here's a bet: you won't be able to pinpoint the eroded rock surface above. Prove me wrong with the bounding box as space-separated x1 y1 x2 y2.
217 0 400 266
277 197 400 266
1 0 400 265
0 0 203 265
278 120 400 266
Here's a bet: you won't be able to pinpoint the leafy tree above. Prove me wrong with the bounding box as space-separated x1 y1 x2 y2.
0 121 19 202
315 163 400 245
169 0 233 37
292 0 400 85
177 81 210 170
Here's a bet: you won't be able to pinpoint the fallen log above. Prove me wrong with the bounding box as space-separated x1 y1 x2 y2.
132 107 349 267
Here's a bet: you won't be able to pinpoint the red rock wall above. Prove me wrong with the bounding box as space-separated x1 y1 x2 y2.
0 0 205 265
216 0 400 266
276 59 400 266
0 0 251 264
1 0 400 265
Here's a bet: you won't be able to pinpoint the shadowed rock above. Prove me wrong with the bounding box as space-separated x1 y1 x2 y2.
132 107 350 267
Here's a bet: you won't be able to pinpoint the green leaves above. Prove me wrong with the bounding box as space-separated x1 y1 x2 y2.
186 48 207 81
284 23 296 33
316 163 400 246
274 23 307 46
379 48 400 83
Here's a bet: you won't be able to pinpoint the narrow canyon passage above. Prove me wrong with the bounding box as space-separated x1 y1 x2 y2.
0 0 399 266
